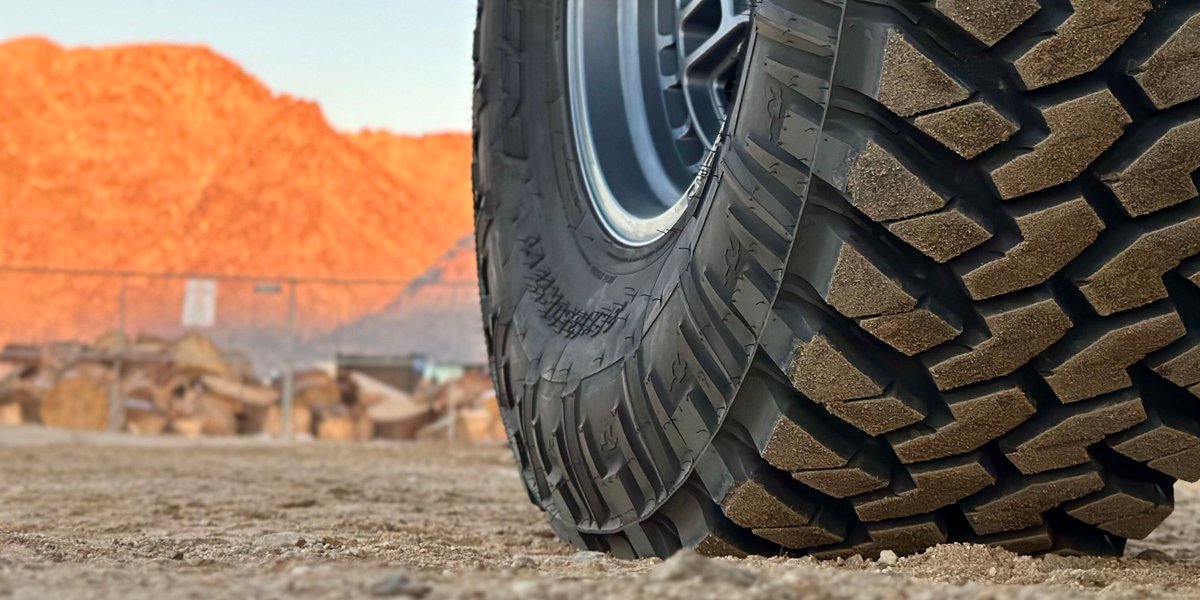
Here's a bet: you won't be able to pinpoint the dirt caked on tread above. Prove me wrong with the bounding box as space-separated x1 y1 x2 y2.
474 0 1200 559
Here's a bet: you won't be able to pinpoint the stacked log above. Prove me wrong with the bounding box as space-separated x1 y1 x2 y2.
0 333 506 443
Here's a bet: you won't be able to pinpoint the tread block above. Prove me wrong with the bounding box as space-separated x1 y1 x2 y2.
1103 119 1200 217
1148 445 1200 482
1043 310 1186 403
962 198 1104 300
720 478 848 550
788 334 883 403
934 0 1040 46
860 309 962 356
964 465 1104 535
877 30 969 117
731 377 857 472
1002 393 1147 474
720 477 820 527
1110 407 1200 482
1135 13 1200 109
753 524 847 550
795 221 964 356
1065 477 1173 539
887 208 993 264
792 453 892 498
787 335 928 434
1150 341 1200 393
695 535 749 558
929 297 1073 392
915 101 1019 159
846 141 946 221
853 453 996 522
1077 215 1200 316
1013 0 1151 90
990 90 1131 199
825 393 928 436
825 243 918 318
972 525 1054 555
865 515 948 555
889 384 1036 464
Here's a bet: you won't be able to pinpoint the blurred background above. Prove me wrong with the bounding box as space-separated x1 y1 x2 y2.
0 1 498 443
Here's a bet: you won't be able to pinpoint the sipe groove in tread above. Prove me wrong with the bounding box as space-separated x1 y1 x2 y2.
475 0 1200 559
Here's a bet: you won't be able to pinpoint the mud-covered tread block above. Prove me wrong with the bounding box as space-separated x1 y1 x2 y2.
1043 311 1186 403
853 453 996 522
890 384 1035 464
860 309 962 356
973 525 1055 555
792 453 892 498
1002 394 1147 475
915 102 1018 159
887 208 992 264
846 141 946 221
877 29 969 117
1077 215 1200 316
1013 0 1151 90
1110 408 1200 482
733 378 856 472
1135 13 1200 109
990 90 1131 200
788 335 883 403
962 198 1104 300
825 393 927 436
721 478 823 529
866 515 948 555
1103 119 1200 217
1065 480 1173 540
934 0 1040 46
753 523 846 550
825 243 917 319
694 535 750 558
929 297 1073 392
1149 446 1200 482
1151 342 1200 390
965 465 1104 535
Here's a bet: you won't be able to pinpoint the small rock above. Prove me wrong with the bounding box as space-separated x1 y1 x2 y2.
510 554 536 569
645 549 756 586
570 550 608 562
877 550 899 566
368 573 431 598
169 550 184 561
1134 549 1175 563
254 532 322 549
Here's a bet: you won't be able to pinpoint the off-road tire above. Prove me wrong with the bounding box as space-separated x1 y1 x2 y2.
474 0 1200 558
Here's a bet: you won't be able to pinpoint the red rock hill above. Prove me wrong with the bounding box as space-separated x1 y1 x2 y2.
0 37 474 342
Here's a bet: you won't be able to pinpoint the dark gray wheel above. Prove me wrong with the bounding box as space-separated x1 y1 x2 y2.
475 0 1200 559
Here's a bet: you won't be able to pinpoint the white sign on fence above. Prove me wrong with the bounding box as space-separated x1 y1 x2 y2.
181 278 218 327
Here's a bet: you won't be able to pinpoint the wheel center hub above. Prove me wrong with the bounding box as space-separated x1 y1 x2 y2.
567 0 750 246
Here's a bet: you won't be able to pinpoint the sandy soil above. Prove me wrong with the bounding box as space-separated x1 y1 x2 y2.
1 426 1199 599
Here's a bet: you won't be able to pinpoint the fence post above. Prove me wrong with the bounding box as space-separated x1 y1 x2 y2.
281 278 297 439
106 278 127 432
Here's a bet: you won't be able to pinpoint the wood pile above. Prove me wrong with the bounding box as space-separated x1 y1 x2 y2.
0 332 505 443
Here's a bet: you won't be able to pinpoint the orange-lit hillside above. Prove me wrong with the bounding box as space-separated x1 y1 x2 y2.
0 37 474 343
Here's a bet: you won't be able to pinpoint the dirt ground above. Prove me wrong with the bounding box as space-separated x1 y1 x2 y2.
1 427 1199 599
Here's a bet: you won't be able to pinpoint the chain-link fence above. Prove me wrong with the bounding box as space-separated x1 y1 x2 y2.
0 264 496 442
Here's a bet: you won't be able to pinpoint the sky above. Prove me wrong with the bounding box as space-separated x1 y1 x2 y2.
0 0 476 134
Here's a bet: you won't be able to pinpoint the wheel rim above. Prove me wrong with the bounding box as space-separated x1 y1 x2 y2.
567 0 750 246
